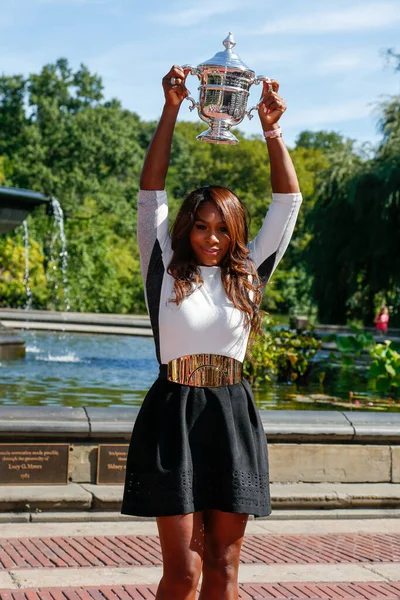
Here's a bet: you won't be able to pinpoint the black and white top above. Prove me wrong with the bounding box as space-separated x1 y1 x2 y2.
138 189 302 364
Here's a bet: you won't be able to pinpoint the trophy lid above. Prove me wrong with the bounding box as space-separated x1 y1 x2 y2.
198 32 254 72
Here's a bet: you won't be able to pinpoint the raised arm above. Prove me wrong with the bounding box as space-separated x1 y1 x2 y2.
248 82 302 281
140 65 190 190
258 80 300 194
138 66 191 281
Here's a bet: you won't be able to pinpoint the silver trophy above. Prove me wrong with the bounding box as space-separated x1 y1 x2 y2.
182 32 271 145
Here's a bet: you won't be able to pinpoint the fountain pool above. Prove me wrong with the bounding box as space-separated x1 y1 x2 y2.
1 330 398 411
0 331 157 408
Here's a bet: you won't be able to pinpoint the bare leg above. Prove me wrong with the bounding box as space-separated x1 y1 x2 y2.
199 509 249 600
155 510 205 600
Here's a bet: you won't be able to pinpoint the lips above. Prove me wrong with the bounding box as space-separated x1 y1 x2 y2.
201 248 220 255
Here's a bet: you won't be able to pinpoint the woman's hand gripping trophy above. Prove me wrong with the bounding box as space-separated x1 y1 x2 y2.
162 65 190 107
257 80 287 131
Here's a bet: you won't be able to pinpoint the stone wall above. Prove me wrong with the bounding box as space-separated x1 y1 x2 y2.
1 407 399 486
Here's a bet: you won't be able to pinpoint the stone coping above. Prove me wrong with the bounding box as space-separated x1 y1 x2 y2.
0 308 150 327
2 308 400 336
1 482 400 513
0 407 399 443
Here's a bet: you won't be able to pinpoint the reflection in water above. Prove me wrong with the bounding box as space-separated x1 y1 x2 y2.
0 331 398 411
0 331 158 408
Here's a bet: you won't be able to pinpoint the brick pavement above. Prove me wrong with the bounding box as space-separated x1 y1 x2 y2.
1 533 400 569
1 582 400 599
0 523 400 599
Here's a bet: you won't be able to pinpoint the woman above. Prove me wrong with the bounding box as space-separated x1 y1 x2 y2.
121 65 302 600
374 305 389 336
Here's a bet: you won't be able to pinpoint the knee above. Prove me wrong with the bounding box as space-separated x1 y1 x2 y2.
202 543 239 583
161 559 202 594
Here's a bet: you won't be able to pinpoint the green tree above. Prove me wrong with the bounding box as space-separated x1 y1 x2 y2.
305 95 400 325
5 57 395 322
0 231 48 308
0 59 146 313
295 130 346 152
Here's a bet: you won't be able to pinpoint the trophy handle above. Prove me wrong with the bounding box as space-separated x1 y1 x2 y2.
181 64 202 112
246 76 273 120
186 96 199 112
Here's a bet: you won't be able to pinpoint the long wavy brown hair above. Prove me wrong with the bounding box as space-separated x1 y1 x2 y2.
167 185 264 336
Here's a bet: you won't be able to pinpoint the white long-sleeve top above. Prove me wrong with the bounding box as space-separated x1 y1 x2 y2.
138 189 302 364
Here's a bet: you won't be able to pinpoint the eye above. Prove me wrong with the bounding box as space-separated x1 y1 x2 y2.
195 224 206 230
220 226 229 233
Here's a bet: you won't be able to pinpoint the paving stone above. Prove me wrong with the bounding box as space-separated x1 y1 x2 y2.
7 562 391 588
361 563 400 582
4 531 400 569
237 562 389 583
0 572 16 588
5 515 400 540
0 520 159 539
1 582 400 600
240 581 400 599
9 566 163 588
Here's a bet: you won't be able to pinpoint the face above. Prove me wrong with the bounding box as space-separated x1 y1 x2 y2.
189 202 231 266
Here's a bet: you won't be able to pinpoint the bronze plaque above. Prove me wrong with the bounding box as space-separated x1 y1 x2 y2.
0 444 69 485
97 444 128 485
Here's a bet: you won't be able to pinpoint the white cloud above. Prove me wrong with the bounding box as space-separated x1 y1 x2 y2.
256 2 400 35
153 0 246 27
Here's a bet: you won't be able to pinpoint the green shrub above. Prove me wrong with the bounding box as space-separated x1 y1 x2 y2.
244 316 321 387
326 326 400 396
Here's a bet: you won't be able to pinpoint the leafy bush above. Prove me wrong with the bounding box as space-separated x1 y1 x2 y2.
326 325 375 367
0 234 49 308
326 325 400 395
244 316 321 387
368 341 400 393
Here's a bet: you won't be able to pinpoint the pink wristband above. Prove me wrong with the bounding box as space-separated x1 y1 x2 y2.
264 127 282 139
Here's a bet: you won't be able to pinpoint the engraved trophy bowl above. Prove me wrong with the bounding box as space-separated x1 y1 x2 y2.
182 32 271 145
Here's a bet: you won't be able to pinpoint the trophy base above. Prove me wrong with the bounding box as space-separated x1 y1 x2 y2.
196 121 239 145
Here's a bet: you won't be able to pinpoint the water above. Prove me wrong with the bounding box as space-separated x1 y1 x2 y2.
0 331 398 411
0 332 158 407
23 221 33 311
49 198 71 312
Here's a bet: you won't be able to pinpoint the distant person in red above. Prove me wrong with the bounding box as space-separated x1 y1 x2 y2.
374 305 389 336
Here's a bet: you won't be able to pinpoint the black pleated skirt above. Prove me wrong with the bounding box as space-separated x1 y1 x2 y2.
121 375 271 518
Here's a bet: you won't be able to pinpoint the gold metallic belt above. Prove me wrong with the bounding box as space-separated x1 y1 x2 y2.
166 353 243 387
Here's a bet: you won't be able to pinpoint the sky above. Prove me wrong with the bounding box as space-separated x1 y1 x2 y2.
0 0 399 147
